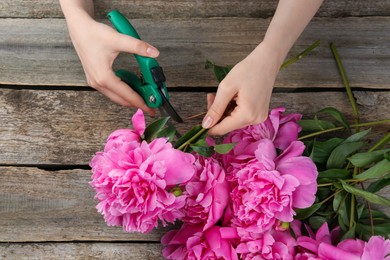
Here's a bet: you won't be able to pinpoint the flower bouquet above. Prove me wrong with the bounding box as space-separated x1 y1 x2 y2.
90 43 390 259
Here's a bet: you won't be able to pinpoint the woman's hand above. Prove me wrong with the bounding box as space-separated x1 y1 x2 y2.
203 43 281 135
60 0 159 115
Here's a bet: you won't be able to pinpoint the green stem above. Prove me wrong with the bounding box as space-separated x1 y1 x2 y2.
320 189 341 205
368 132 390 152
176 127 208 151
298 119 390 140
317 183 334 187
281 40 320 69
350 194 356 228
330 43 360 130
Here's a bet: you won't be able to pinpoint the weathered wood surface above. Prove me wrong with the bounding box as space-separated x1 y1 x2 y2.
1 165 389 243
0 243 163 260
0 89 389 165
1 0 389 19
1 17 390 88
0 166 172 242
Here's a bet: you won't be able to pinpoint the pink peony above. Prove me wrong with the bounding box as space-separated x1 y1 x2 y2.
227 139 317 233
104 109 145 151
319 235 390 260
90 110 196 233
181 154 229 231
221 107 302 176
236 229 296 260
162 224 239 260
294 220 390 260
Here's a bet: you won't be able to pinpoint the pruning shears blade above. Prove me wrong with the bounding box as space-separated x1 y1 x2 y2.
157 88 183 123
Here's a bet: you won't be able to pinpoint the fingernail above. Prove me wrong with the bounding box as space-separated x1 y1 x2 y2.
146 47 159 57
202 115 213 129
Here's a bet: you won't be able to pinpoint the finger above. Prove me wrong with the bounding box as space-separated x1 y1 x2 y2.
99 71 156 116
115 34 159 58
202 84 236 129
206 93 215 110
207 109 248 136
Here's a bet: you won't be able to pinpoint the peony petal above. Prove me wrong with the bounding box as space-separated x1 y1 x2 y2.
277 156 318 186
361 236 390 260
292 182 317 208
158 149 196 185
337 239 365 257
275 141 306 164
131 109 146 136
274 121 301 150
318 242 361 260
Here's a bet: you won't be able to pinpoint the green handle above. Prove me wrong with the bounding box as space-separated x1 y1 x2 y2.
114 70 161 107
108 10 169 108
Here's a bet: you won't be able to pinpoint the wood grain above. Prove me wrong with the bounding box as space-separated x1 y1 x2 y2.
1 17 390 88
1 0 389 19
0 243 163 259
0 166 172 242
0 88 389 165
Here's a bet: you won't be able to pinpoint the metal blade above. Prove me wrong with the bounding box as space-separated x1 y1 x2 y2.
157 88 184 123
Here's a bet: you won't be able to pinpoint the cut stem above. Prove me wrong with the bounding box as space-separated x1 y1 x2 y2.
330 43 360 130
298 119 390 140
281 40 320 69
177 127 208 151
368 132 390 152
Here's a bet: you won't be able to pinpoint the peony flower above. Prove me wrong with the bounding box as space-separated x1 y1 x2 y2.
221 107 302 176
236 229 296 260
227 139 317 233
319 235 390 260
162 224 239 260
104 109 145 151
294 220 390 260
90 110 196 233
181 154 229 231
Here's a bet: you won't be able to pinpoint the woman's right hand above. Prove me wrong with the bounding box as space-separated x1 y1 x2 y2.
61 1 159 114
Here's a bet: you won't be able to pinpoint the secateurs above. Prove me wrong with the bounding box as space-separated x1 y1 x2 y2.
107 10 183 123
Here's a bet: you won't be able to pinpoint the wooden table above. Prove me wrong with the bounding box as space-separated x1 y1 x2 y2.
1 1 389 258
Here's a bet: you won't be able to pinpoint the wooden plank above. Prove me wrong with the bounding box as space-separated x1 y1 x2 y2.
0 164 389 243
0 17 390 88
0 243 163 259
0 88 389 165
1 0 389 19
0 166 173 242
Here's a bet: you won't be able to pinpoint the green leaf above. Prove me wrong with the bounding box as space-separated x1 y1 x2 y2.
316 107 350 131
326 141 364 169
348 148 390 167
298 119 336 132
214 143 236 155
357 204 365 220
309 216 327 230
341 224 356 240
356 223 390 239
205 60 231 82
359 208 390 221
156 126 176 142
366 178 390 193
295 203 321 220
310 138 344 164
318 169 351 181
333 190 347 212
355 159 390 180
334 191 350 231
344 128 371 143
190 144 214 157
144 117 170 142
174 125 203 149
340 180 390 207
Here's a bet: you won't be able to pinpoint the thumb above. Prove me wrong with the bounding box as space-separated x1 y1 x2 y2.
202 87 235 129
115 34 160 58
